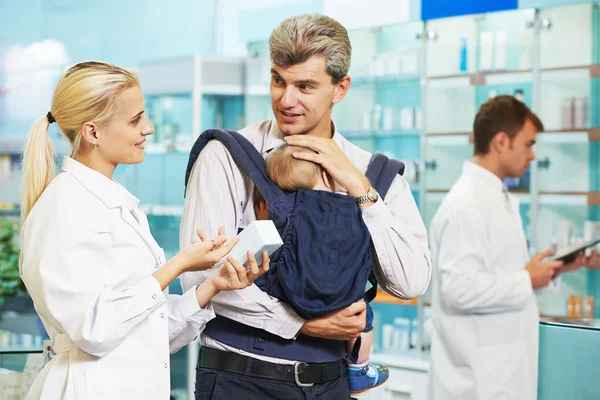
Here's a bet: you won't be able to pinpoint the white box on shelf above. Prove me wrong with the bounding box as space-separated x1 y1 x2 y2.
383 108 395 131
519 31 531 70
402 49 419 75
479 32 494 71
385 52 402 76
494 31 508 70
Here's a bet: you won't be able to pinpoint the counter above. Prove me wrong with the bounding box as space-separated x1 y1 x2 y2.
371 349 430 372
538 318 600 400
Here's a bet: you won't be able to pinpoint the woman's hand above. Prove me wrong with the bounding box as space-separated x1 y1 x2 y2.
208 251 270 292
177 226 239 272
195 251 270 308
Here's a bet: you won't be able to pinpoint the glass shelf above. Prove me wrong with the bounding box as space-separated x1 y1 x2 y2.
352 74 421 85
0 348 44 399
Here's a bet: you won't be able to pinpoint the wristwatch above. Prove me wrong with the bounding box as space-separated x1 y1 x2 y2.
355 186 379 205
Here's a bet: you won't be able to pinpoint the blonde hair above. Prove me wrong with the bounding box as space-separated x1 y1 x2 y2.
269 14 351 84
265 145 323 191
21 61 139 221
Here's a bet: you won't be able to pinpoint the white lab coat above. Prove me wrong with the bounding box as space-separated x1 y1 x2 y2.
427 161 541 400
19 157 215 400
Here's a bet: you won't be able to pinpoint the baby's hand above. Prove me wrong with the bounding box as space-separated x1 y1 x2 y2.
254 199 269 221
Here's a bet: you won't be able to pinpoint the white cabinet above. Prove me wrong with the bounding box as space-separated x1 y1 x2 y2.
359 352 429 400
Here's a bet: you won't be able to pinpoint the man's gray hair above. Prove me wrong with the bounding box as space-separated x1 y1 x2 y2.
269 14 352 83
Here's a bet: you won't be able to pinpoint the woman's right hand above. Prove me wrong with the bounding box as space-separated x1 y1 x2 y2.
177 226 239 272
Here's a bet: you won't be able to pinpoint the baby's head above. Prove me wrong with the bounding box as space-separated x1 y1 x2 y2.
265 144 335 192
254 144 335 220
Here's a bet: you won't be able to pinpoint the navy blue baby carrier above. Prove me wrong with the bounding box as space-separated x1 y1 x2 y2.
184 128 404 363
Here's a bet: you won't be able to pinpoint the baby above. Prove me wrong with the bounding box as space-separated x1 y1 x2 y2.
254 144 389 396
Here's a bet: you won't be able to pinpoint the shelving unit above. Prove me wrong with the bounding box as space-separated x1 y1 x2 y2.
421 3 600 322
133 54 247 399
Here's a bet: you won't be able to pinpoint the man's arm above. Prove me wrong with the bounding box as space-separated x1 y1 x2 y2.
435 207 533 314
179 140 304 339
282 134 432 299
362 175 432 299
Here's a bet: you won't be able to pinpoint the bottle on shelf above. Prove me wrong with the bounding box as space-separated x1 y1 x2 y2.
459 37 468 72
519 31 531 70
514 89 525 103
392 317 410 353
573 96 589 129
371 105 383 131
410 319 419 349
586 296 595 319
494 31 507 70
562 98 574 129
567 294 575 317
575 295 584 318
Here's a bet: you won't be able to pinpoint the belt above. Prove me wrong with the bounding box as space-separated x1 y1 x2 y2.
198 347 347 388
43 333 73 360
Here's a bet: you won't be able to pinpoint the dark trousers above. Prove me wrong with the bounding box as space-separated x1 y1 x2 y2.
195 367 352 400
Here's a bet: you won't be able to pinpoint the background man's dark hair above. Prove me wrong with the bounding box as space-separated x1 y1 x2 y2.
473 95 544 155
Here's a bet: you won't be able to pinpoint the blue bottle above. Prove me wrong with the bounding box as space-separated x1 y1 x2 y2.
459 37 468 72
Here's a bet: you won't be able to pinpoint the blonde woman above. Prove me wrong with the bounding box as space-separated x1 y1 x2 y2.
19 61 269 400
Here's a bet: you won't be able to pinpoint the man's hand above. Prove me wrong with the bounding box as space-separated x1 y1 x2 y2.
584 250 600 269
558 250 599 273
284 135 370 197
300 300 367 341
525 249 563 289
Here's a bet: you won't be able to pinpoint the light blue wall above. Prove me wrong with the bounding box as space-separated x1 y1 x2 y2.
0 0 218 139
0 0 216 67
238 0 324 44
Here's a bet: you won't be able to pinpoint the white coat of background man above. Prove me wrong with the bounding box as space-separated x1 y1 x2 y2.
427 95 598 400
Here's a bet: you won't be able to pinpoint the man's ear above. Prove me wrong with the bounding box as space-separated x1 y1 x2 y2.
332 75 350 105
491 131 510 153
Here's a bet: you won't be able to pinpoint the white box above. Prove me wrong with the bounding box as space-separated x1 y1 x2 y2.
495 31 508 70
480 32 494 71
227 220 283 267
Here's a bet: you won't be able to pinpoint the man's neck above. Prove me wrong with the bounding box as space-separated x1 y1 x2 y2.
306 119 334 139
472 154 505 181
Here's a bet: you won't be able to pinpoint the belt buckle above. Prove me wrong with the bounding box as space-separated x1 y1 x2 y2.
294 362 314 388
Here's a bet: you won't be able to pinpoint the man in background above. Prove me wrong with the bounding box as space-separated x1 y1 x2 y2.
427 95 598 400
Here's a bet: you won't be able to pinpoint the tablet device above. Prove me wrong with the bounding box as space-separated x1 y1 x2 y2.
227 220 283 268
549 238 600 263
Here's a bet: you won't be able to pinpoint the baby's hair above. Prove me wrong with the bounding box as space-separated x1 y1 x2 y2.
265 145 322 191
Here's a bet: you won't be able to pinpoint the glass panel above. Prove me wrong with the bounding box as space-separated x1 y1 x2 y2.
426 15 478 77
370 303 418 355
0 350 44 398
335 22 423 164
539 73 593 131
423 8 538 233
145 94 193 152
476 9 535 72
533 5 599 316
539 3 595 69
423 136 473 191
245 40 271 126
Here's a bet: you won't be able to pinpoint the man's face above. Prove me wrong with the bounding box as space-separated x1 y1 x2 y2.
500 118 538 178
270 55 348 137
